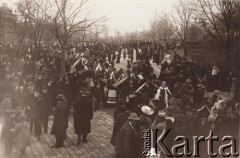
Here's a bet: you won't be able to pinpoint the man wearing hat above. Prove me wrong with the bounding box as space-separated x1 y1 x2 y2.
177 79 194 114
110 102 132 147
50 92 69 148
73 88 93 146
135 115 152 158
115 112 140 158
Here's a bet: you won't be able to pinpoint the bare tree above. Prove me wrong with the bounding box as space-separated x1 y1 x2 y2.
150 10 158 41
115 29 121 40
41 0 106 74
88 24 104 40
171 0 194 58
12 14 29 56
157 14 174 50
197 0 240 68
17 0 46 61
103 25 109 40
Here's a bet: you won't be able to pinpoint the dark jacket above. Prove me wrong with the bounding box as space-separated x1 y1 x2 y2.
115 121 139 158
42 93 53 114
73 95 93 135
110 111 130 146
50 100 69 138
31 97 44 120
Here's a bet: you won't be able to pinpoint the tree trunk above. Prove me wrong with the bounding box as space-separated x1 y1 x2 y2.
60 46 66 74
183 44 188 59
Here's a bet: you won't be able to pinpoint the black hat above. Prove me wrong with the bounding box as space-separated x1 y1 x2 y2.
79 88 90 96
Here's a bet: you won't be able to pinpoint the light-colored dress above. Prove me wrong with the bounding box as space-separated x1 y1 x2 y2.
14 121 31 150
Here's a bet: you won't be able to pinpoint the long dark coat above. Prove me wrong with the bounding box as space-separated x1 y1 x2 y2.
42 93 53 115
50 100 69 138
115 121 139 158
32 97 44 120
73 95 93 135
110 111 130 146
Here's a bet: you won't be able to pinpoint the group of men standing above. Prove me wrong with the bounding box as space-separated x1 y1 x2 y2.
0 39 239 158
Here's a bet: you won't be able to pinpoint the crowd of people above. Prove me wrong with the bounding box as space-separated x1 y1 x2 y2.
0 40 239 157
110 46 239 157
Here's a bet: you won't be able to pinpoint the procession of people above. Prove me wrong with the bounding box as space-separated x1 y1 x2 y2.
0 40 239 157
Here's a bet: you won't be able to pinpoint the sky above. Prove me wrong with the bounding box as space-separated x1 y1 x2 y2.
1 0 176 35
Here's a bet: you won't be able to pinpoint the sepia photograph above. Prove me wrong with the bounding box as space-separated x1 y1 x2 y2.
0 0 239 157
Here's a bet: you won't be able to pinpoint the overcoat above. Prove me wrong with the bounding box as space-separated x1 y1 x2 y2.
73 95 93 135
50 100 69 138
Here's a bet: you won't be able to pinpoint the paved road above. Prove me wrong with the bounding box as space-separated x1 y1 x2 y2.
0 52 161 158
0 111 116 158
115 50 161 76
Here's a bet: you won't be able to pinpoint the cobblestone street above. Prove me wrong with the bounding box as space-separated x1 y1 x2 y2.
0 111 116 158
0 56 161 158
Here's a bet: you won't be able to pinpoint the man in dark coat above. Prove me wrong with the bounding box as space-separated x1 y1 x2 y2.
50 93 69 148
115 112 140 158
110 102 131 147
113 99 127 121
177 79 194 114
73 88 93 145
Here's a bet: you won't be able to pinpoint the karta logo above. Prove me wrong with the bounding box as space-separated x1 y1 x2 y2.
142 129 239 157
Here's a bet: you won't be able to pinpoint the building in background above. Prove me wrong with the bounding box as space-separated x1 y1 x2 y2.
0 3 17 43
